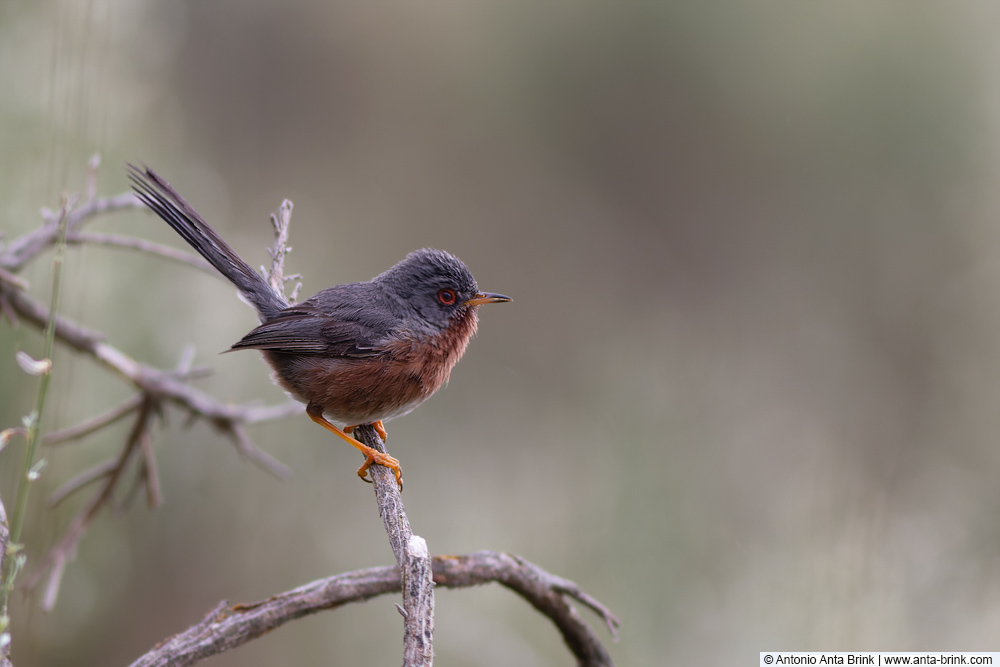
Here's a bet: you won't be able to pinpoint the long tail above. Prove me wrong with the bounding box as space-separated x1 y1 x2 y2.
128 164 287 319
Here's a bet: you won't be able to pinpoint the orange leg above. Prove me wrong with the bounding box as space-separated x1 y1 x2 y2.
307 407 403 490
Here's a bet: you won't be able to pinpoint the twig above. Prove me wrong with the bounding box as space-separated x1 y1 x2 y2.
0 193 142 272
225 424 293 481
126 551 617 667
0 291 17 326
354 424 435 666
139 431 163 509
435 551 620 664
265 200 301 303
63 232 217 276
128 569 399 667
46 459 118 508
23 396 156 609
0 266 27 291
43 395 143 445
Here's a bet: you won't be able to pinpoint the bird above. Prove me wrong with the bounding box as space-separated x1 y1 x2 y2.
128 164 510 490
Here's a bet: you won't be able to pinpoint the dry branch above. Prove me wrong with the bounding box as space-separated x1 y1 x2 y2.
354 424 435 665
43 395 144 445
0 192 142 273
265 199 301 302
127 551 617 667
63 231 217 275
0 184 301 612
24 395 156 608
2 286 298 478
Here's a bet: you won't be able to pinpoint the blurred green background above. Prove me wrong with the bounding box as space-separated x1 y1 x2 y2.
4 2 1000 665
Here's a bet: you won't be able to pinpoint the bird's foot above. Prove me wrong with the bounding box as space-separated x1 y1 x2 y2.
356 448 403 490
307 408 403 490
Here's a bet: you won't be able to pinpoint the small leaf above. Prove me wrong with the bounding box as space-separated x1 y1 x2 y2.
16 350 52 376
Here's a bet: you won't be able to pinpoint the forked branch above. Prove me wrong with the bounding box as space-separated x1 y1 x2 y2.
0 171 300 613
127 551 618 667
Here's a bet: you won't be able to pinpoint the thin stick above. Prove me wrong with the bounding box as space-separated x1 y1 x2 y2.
354 424 435 666
0 192 142 272
64 232 217 275
0 265 28 291
23 396 154 610
140 431 163 509
226 424 293 480
46 459 118 508
43 395 143 445
265 199 299 302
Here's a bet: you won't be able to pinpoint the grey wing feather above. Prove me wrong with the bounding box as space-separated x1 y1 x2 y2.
230 307 387 358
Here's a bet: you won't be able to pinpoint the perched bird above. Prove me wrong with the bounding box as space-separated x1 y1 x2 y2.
128 165 510 489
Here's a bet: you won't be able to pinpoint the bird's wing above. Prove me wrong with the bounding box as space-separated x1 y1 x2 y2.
229 306 388 358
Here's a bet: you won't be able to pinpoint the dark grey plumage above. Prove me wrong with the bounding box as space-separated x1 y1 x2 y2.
128 166 485 358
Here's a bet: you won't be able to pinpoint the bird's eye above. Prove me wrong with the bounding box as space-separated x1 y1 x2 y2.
438 289 457 305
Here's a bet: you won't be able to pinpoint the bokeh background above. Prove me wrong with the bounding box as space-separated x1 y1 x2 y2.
4 2 1000 665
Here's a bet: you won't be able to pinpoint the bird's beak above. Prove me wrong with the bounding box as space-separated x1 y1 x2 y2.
464 292 512 307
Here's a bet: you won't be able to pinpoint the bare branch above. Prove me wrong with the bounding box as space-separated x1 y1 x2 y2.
354 424 435 666
63 232 217 275
139 431 163 509
1 286 298 477
434 551 620 665
43 395 143 445
0 192 143 272
0 266 27 291
225 424 292 480
128 569 399 667
265 199 299 303
23 397 155 609
0 175 302 617
0 291 18 326
126 552 617 667
46 459 118 508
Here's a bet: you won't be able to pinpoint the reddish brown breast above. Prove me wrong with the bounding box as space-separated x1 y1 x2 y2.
265 307 480 426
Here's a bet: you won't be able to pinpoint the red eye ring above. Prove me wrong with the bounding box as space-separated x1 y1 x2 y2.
438 289 456 305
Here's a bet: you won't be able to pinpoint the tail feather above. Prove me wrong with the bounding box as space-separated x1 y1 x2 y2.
128 164 287 319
